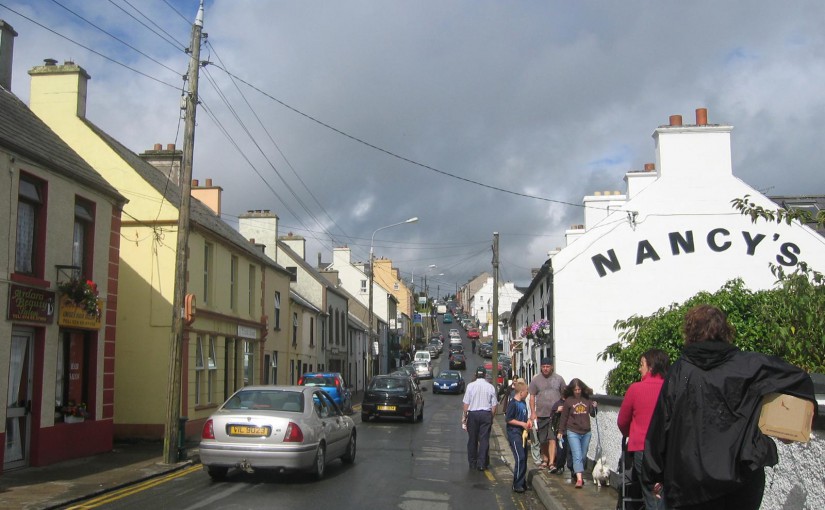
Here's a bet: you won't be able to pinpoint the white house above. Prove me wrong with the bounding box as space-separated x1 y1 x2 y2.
548 108 825 393
471 277 523 337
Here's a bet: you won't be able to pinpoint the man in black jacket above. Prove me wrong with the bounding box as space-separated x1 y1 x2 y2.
642 304 816 509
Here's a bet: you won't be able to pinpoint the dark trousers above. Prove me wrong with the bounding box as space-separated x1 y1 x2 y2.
674 468 765 510
466 410 492 469
507 428 528 490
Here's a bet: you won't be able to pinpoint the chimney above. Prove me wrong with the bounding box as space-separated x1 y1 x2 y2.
29 58 92 119
624 162 658 199
190 177 222 216
0 20 18 91
238 210 279 262
279 231 306 260
655 107 733 180
139 143 183 185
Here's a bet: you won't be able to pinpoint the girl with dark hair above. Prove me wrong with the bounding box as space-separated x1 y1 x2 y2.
643 305 815 509
556 378 597 488
617 349 670 509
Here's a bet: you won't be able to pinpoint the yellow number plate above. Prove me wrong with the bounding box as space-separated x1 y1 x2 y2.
377 405 396 411
228 425 271 437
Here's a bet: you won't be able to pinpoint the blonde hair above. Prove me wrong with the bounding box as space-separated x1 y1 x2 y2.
513 381 528 394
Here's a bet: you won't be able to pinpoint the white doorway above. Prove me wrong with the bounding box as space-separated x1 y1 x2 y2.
5 330 33 470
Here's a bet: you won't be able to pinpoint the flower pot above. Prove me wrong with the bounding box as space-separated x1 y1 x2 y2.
65 415 85 424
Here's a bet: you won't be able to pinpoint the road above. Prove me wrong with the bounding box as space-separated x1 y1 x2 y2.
69 320 541 510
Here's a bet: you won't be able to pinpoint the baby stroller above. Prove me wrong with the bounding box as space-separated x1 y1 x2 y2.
616 436 644 510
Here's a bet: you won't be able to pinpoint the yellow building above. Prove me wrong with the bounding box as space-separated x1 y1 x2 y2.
27 60 292 441
372 258 414 320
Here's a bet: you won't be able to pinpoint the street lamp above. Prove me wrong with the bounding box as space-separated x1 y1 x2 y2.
368 216 418 380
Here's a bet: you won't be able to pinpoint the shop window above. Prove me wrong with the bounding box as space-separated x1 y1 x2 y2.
55 331 92 421
243 340 255 386
15 173 47 277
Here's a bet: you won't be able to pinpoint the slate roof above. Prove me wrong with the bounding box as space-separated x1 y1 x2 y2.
83 119 286 271
0 87 124 202
768 195 825 236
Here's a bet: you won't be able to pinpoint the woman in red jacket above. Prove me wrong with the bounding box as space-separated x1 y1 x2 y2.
617 349 670 509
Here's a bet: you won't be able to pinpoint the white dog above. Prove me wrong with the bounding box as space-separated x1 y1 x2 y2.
591 456 610 487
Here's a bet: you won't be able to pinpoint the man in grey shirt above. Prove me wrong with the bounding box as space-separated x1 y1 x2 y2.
528 357 566 471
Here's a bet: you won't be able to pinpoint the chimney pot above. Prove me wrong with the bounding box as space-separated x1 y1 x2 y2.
192 179 199 187
64 60 74 66
166 143 175 151
669 114 683 127
44 58 57 66
644 163 655 171
153 143 162 151
594 191 602 196
205 178 213 187
696 108 708 126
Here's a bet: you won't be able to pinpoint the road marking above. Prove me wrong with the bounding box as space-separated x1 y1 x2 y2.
64 464 202 509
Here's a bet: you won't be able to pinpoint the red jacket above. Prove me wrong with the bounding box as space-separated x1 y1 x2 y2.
616 372 664 452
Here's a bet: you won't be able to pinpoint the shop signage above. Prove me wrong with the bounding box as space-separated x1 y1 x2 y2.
591 228 802 278
237 324 258 339
57 294 102 330
8 284 55 324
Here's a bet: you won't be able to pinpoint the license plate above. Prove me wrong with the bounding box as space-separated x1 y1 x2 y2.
377 405 396 411
228 425 271 437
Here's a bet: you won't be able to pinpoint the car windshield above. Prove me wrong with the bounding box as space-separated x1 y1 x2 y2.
370 378 409 392
223 390 305 413
440 372 460 380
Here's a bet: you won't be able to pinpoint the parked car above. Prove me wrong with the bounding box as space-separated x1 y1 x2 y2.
298 372 353 414
391 365 420 386
413 360 432 379
199 385 356 480
483 362 506 386
428 338 443 353
448 328 460 337
449 333 462 345
448 344 465 357
449 353 467 370
361 374 424 423
467 327 480 339
428 345 440 359
478 342 493 358
432 370 466 394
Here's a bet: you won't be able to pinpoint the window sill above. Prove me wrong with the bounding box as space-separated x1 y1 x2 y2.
11 273 50 288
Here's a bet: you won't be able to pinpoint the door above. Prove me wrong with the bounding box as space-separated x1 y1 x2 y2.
5 330 33 470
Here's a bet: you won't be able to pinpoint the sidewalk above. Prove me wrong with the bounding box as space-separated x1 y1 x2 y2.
490 411 619 510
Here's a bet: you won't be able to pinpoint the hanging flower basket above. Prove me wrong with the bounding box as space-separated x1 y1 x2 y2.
61 400 89 422
57 278 100 318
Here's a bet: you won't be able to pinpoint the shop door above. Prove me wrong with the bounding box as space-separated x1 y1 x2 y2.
5 331 33 470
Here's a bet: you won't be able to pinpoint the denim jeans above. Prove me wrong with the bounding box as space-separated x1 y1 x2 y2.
565 430 591 474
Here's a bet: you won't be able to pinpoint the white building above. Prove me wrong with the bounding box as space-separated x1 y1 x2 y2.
547 108 825 393
470 277 523 337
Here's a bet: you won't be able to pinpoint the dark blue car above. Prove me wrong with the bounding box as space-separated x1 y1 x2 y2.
432 370 466 394
298 372 353 414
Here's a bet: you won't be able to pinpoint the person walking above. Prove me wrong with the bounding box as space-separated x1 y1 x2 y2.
643 304 816 510
505 380 532 493
462 366 498 471
528 357 566 471
556 378 597 488
617 349 670 509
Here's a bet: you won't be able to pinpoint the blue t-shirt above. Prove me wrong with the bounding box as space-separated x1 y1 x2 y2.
505 398 528 433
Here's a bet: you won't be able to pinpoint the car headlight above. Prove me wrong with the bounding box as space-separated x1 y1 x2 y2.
450 383 457 388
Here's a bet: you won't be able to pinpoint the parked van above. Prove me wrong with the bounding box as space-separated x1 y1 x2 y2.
414 351 432 364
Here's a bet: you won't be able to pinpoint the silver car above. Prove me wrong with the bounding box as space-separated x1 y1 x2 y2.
199 385 356 481
413 360 432 379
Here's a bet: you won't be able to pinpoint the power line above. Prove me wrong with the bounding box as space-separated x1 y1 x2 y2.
107 0 185 51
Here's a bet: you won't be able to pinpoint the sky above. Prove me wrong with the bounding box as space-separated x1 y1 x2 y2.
3 1 824 296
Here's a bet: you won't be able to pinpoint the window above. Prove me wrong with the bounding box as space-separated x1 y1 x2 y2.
203 243 213 305
195 336 204 405
274 291 281 330
243 340 255 385
55 331 92 422
360 279 367 292
248 265 256 315
309 317 315 347
72 199 95 278
230 256 238 310
15 173 47 277
292 312 299 346
207 336 217 403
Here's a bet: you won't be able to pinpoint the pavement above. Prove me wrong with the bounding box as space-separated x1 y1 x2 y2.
0 392 619 510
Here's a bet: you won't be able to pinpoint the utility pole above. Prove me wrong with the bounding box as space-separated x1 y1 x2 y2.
491 232 500 390
163 1 204 465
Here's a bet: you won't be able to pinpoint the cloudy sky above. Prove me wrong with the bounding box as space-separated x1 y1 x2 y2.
4 1 824 295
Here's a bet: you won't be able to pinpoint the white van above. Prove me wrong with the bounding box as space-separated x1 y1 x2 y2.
414 351 432 364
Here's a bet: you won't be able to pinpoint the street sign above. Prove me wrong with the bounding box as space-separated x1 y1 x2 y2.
413 313 422 323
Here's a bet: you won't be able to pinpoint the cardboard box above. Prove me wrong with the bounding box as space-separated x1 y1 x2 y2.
758 393 814 443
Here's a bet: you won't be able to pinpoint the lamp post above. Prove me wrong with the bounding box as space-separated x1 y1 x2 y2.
368 216 418 380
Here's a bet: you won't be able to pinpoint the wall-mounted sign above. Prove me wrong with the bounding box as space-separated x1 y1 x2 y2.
57 294 101 330
8 284 55 324
237 324 258 339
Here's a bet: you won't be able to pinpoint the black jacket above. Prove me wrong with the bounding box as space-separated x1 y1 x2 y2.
642 341 815 507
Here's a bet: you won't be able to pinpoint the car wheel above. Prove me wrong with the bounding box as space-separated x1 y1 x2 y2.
342 432 357 464
312 444 326 480
206 466 228 481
